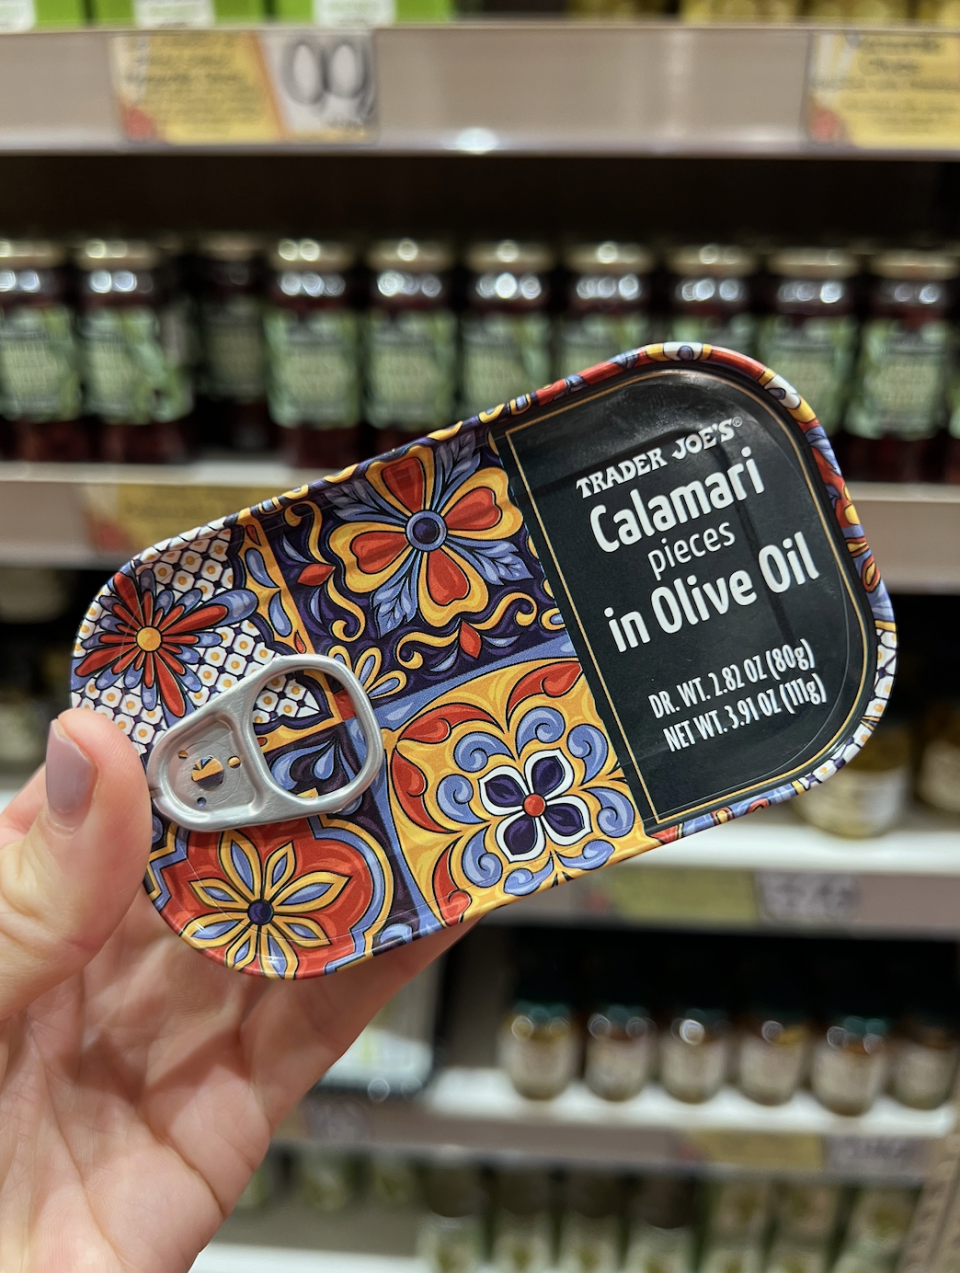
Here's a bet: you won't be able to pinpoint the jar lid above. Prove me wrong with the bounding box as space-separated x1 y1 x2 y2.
366 237 454 272
590 1002 651 1032
563 240 655 274
269 238 356 270
768 247 858 279
831 1015 891 1038
199 232 265 261
871 250 959 281
512 999 570 1023
0 239 67 268
466 239 556 273
668 242 758 277
75 238 160 269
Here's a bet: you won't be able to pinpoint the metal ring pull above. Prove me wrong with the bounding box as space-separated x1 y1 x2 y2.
145 654 383 833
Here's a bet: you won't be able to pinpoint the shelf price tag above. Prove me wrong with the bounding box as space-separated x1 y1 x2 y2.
111 32 282 144
806 31 960 149
756 870 860 925
690 1130 823 1173
299 1092 372 1146
592 864 759 925
110 29 375 145
81 481 283 556
826 1134 929 1178
259 29 376 141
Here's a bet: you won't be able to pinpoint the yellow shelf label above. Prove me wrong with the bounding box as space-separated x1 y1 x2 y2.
111 32 282 144
592 864 759 925
110 30 377 145
806 31 960 149
691 1130 824 1173
82 481 282 556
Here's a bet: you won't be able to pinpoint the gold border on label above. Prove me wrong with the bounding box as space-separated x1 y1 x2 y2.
499 367 872 828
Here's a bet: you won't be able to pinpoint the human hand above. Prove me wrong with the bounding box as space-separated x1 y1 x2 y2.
0 709 465 1272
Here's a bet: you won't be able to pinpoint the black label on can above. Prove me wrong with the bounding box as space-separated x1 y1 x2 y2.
492 365 877 830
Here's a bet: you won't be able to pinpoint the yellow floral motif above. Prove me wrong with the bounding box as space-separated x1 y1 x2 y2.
181 831 344 978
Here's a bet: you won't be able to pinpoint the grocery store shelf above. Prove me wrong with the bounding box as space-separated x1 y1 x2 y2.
286 1069 952 1182
642 805 960 876
852 483 960 594
0 464 956 588
0 458 327 566
490 804 960 935
195 1247 416 1273
207 1199 421 1266
3 784 957 932
0 22 946 158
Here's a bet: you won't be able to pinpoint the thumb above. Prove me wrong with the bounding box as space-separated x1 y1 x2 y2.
0 708 152 1020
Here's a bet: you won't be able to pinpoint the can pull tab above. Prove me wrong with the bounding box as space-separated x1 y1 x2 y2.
145 654 383 833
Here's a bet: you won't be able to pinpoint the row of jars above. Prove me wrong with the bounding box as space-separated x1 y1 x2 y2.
674 0 960 22
2 234 960 479
240 1150 916 1273
793 705 960 838
500 999 959 1114
572 0 960 22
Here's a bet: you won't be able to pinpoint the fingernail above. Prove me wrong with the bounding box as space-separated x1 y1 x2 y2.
45 721 95 826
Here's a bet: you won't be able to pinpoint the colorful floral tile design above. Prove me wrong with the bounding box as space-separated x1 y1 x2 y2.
77 344 895 978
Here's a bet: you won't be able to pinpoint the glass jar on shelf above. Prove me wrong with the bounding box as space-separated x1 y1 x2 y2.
155 231 200 437
666 243 758 358
701 1179 771 1273
918 699 960 815
297 1149 358 1212
0 239 88 462
419 1164 487 1273
0 641 45 778
917 0 960 20
811 1015 890 1115
792 719 912 838
461 239 555 419
773 1182 841 1246
75 238 192 465
368 1153 421 1209
764 1239 828 1273
558 1172 622 1273
807 0 908 20
569 0 667 15
625 1176 696 1273
891 1015 960 1110
689 0 801 19
844 250 956 483
834 1187 917 1272
499 999 579 1101
364 238 457 455
197 232 272 454
492 1168 554 1273
757 247 859 436
738 1005 809 1106
264 238 361 470
584 1002 656 1102
660 1006 731 1104
557 241 654 380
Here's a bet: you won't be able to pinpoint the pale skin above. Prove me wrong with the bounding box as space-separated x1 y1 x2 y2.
0 708 466 1272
